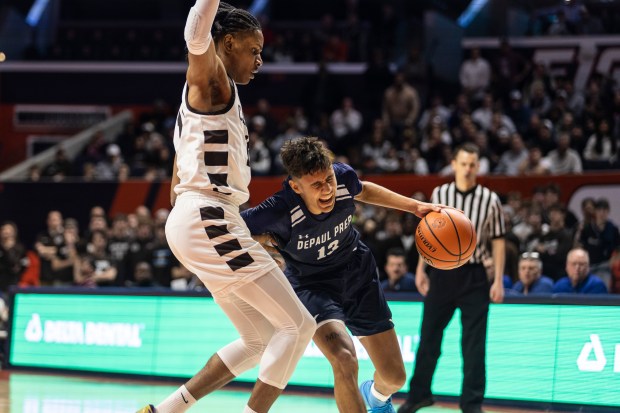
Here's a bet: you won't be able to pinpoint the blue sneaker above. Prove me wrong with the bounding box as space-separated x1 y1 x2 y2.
360 380 396 413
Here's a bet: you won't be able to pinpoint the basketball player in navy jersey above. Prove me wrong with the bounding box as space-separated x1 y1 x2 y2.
137 1 316 412
241 137 446 413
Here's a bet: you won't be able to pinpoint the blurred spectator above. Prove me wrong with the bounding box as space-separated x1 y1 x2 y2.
145 224 175 287
127 261 159 287
95 143 124 180
418 95 451 131
329 97 363 158
27 165 42 182
126 220 154 279
545 132 583 174
512 252 554 295
541 184 578 229
459 47 491 102
518 145 550 176
363 48 393 119
577 198 620 283
0 221 27 295
73 256 98 288
43 148 73 179
81 229 118 286
248 131 272 176
494 134 529 176
108 213 134 283
381 248 417 293
505 90 531 135
536 205 574 281
382 71 421 143
584 118 616 167
472 93 495 131
547 10 575 36
34 210 77 286
553 248 608 294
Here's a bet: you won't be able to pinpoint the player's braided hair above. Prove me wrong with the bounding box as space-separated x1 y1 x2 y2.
281 137 333 178
212 2 261 42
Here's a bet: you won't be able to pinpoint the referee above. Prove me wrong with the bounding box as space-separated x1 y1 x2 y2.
398 143 506 413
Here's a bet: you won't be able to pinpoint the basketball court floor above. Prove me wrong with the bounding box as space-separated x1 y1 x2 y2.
2 370 549 413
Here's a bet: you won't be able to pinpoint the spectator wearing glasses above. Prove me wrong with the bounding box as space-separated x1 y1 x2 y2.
512 252 553 295
553 248 608 294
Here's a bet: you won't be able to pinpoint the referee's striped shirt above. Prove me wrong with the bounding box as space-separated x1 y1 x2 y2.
431 182 505 264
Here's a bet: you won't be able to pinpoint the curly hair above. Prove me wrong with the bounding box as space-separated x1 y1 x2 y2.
212 2 261 42
280 137 333 178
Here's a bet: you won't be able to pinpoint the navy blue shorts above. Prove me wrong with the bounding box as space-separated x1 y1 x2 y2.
290 243 393 337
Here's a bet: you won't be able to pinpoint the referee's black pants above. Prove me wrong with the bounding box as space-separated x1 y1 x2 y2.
406 264 490 413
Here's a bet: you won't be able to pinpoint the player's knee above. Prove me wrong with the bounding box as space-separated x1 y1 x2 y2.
384 364 407 389
329 347 359 378
296 311 317 343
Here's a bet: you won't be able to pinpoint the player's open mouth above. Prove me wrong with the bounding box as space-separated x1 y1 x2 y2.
319 196 334 207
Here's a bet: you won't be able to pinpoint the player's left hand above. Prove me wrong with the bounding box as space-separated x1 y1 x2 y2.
490 279 505 303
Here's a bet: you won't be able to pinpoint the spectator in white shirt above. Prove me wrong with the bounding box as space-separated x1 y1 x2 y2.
545 132 583 174
460 47 491 101
329 96 363 157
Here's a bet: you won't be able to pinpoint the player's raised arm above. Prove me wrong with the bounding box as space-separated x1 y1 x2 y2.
184 0 229 110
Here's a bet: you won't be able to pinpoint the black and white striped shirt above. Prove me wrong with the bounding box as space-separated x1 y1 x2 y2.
431 182 505 264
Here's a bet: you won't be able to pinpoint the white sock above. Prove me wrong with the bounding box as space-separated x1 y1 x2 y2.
243 406 258 413
156 385 197 413
371 382 390 402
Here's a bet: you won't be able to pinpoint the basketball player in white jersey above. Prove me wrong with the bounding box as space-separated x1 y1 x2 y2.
137 1 316 412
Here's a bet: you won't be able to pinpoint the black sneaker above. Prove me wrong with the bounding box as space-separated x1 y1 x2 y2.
396 398 434 413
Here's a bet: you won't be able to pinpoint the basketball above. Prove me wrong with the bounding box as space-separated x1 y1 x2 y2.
415 209 477 270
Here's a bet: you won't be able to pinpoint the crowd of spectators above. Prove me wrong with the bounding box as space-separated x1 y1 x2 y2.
26 39 620 183
2 187 619 301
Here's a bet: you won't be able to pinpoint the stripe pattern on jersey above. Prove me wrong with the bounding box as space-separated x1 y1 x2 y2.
289 184 352 228
432 182 505 264
203 130 229 187
199 206 255 271
335 184 351 201
291 205 305 228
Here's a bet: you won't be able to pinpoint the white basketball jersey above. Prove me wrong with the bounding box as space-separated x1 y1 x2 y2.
173 80 251 206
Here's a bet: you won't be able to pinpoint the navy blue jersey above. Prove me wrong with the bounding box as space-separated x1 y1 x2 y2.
241 162 363 278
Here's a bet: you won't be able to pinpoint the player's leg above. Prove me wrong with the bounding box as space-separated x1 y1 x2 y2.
312 320 367 413
359 328 406 398
343 243 399 412
231 268 316 412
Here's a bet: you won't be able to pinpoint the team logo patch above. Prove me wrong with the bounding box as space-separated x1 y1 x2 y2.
431 217 446 230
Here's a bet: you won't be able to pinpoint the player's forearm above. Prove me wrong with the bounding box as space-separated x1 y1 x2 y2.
357 181 418 213
185 0 219 55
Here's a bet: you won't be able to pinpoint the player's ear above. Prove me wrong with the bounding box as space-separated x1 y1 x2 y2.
223 34 234 53
289 179 302 194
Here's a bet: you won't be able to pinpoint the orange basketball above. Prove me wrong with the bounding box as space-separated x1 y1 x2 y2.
415 209 477 270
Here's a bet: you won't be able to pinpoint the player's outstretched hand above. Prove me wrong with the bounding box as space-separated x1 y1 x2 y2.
414 202 464 218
